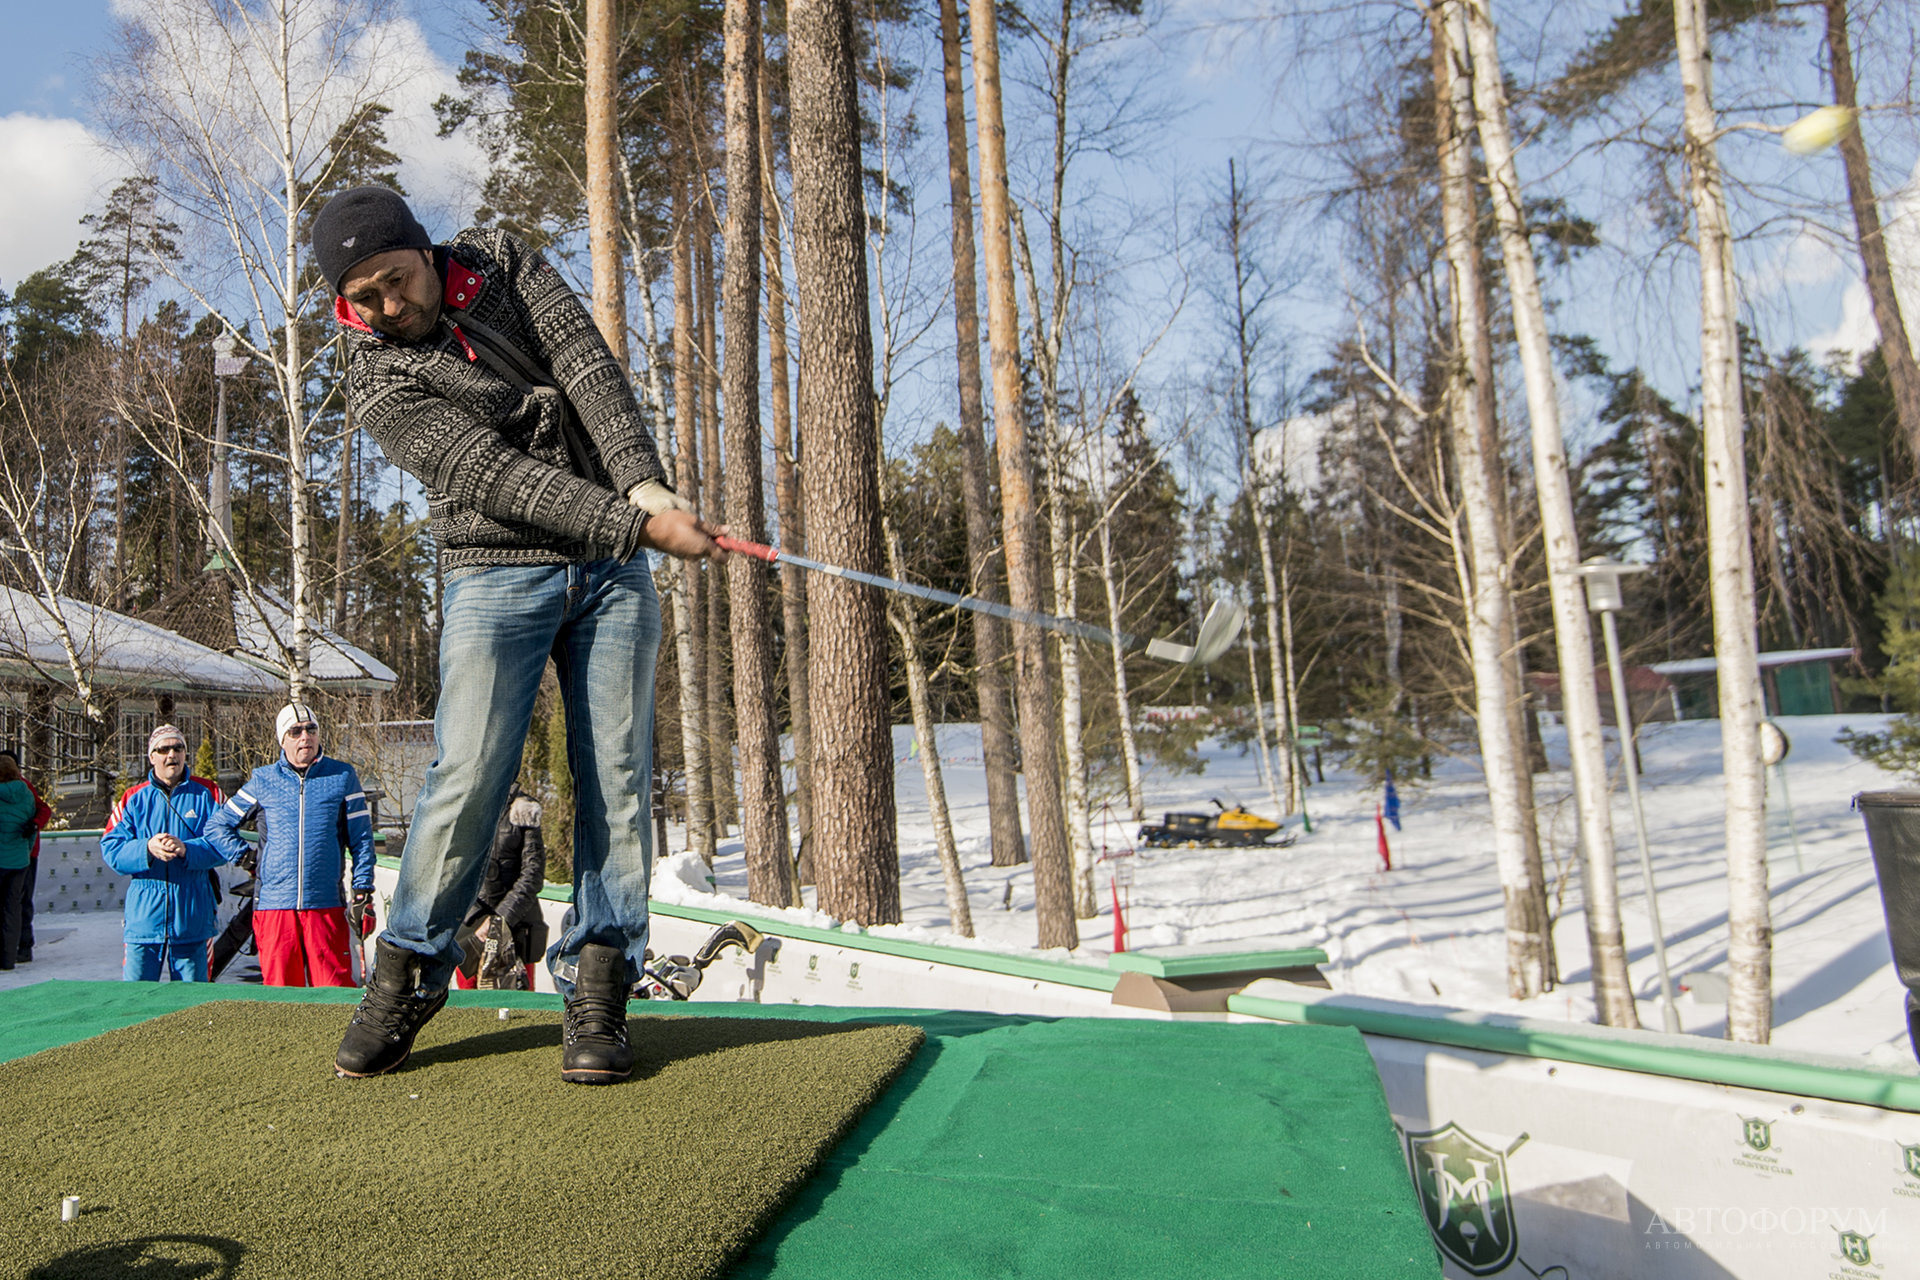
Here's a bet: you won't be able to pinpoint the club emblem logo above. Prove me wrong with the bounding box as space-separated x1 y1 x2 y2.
1839 1230 1873 1266
848 962 860 979
1903 1143 1920 1180
1741 1117 1773 1153
1406 1123 1518 1276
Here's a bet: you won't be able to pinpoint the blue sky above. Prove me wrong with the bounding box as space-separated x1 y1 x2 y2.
0 0 477 292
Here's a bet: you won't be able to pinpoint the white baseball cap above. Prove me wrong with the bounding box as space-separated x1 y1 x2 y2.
276 703 320 741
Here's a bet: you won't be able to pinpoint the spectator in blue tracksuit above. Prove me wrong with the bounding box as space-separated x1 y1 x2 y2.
207 703 377 987
99 724 233 982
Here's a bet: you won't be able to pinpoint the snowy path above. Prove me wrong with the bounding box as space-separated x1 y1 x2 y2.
687 713 1915 1066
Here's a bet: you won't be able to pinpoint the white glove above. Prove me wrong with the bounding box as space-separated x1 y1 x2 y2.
628 480 695 518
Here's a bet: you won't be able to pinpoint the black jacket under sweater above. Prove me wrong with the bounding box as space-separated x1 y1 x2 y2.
336 229 670 573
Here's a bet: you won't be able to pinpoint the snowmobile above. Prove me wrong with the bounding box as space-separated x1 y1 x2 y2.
1138 799 1295 849
634 920 769 1001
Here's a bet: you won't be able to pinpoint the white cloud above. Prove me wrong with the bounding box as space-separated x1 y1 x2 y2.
0 114 117 291
369 15 484 230
1809 157 1920 369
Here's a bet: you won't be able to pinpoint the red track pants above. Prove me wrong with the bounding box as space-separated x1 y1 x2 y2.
253 908 353 987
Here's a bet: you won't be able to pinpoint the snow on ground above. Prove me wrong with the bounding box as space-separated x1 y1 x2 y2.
10 712 1913 1070
681 713 1917 1068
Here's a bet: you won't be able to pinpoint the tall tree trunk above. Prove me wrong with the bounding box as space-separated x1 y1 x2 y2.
1096 512 1145 820
1674 0 1772 1043
334 403 353 625
619 167 673 433
1434 1 1553 1002
886 522 973 936
672 167 714 864
585 0 628 364
722 0 797 908
1825 0 1920 455
1460 0 1622 1017
788 0 901 924
940 0 1026 868
1243 619 1281 814
1046 449 1095 919
699 227 736 833
970 0 1075 948
759 52 815 883
279 17 313 702
1279 554 1305 807
1226 160 1297 813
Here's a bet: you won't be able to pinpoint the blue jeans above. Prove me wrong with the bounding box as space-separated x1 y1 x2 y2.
382 557 660 997
124 939 211 982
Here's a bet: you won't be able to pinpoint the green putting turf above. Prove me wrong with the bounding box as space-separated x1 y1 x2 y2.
0 998 922 1279
0 982 1439 1278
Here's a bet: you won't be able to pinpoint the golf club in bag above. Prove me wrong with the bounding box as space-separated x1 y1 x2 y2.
636 920 768 1001
715 535 1245 665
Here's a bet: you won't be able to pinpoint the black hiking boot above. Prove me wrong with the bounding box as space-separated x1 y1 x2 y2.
335 940 448 1078
561 943 634 1084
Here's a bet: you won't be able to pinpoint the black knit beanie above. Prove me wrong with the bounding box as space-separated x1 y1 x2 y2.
311 186 433 294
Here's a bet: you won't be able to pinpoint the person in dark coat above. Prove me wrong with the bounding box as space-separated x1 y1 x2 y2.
0 753 37 969
0 751 50 963
455 787 549 991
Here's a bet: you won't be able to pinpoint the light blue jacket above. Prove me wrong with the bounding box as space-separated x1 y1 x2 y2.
206 755 375 911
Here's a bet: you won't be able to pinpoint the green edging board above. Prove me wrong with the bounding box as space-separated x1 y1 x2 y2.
1108 946 1330 978
0 982 1437 1279
372 854 1121 994
1230 989 1920 1114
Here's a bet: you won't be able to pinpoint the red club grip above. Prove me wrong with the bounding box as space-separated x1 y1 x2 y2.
715 535 778 563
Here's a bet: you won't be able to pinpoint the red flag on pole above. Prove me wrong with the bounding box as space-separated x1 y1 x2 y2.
1111 874 1128 953
1375 803 1393 872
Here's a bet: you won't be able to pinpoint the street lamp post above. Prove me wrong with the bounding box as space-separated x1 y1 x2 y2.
210 333 247 555
1578 555 1680 1032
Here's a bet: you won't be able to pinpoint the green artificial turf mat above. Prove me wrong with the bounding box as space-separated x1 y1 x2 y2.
0 983 1439 1278
0 1001 924 1280
732 1012 1439 1279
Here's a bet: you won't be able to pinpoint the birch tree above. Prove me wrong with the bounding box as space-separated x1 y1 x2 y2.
671 165 715 863
1454 0 1630 1018
1420 0 1553 1000
1674 0 1772 1042
1220 161 1297 815
98 0 408 700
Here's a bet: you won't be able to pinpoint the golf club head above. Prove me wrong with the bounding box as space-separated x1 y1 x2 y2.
1190 599 1246 665
1141 600 1247 665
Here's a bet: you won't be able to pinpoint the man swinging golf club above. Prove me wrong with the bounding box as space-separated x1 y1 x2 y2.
313 186 724 1083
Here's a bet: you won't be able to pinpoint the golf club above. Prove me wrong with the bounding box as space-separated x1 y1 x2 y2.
714 535 1245 666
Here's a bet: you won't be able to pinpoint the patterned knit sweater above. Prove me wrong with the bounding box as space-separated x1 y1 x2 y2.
337 228 670 572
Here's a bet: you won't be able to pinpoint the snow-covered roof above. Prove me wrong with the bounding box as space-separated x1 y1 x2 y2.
142 566 397 693
0 587 284 698
1649 648 1855 678
230 587 397 692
